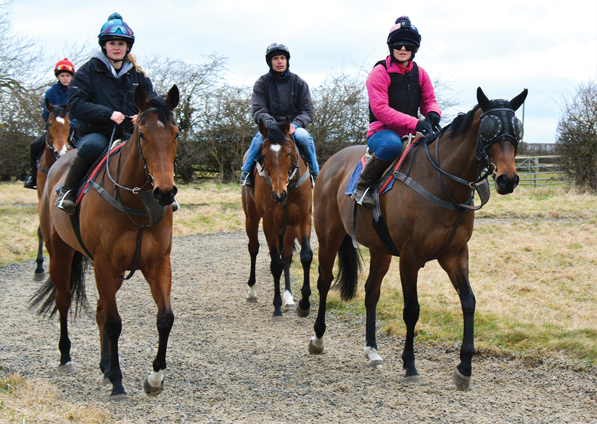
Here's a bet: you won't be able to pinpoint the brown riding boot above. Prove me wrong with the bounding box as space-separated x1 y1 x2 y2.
350 153 391 208
55 156 90 215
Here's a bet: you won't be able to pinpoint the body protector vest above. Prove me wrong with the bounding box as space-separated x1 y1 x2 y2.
369 61 421 123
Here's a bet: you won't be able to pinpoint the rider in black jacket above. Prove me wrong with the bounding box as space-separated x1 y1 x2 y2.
56 13 155 215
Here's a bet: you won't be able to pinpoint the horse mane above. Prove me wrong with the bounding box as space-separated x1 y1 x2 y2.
266 122 289 146
429 105 481 143
146 95 176 126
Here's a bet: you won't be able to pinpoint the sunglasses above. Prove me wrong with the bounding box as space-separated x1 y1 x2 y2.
56 65 74 72
391 43 416 51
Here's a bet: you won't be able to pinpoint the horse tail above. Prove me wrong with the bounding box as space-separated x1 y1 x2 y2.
29 251 90 318
334 234 362 301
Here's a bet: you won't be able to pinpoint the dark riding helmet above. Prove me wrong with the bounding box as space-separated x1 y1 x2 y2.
54 58 75 76
265 43 290 68
98 13 135 49
387 16 421 60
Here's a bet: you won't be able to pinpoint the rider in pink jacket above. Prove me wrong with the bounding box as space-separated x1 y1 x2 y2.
352 16 442 208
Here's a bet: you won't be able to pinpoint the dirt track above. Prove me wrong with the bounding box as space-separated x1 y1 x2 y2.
1 230 596 423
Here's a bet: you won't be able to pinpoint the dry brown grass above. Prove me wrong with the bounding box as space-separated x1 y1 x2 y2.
0 374 111 423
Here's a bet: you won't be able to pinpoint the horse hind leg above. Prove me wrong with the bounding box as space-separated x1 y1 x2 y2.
244 204 260 303
34 226 45 280
363 252 392 369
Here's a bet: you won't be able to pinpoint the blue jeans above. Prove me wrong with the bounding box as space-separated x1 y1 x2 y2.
76 133 109 165
367 130 403 162
241 127 320 176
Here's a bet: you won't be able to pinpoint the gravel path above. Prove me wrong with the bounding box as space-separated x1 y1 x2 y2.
1 230 596 423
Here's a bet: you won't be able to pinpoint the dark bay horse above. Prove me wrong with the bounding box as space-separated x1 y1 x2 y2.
306 87 528 390
34 100 73 280
32 85 179 401
241 119 313 322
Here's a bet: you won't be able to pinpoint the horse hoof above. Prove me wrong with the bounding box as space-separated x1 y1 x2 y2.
364 347 383 369
404 374 422 384
110 393 129 402
296 305 310 318
144 379 164 396
246 297 258 304
308 337 324 354
270 315 283 323
33 272 46 282
452 369 471 391
58 363 75 373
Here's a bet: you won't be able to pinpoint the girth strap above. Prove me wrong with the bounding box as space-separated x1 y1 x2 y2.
69 214 94 260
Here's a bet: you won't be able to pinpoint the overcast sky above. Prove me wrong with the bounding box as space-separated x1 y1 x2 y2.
11 0 597 144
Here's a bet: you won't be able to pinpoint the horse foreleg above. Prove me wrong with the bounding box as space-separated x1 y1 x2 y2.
245 205 260 303
363 251 392 369
399 248 422 382
34 226 45 280
269 244 284 322
438 247 475 390
281 228 297 309
93 257 127 401
297 233 313 317
143 255 174 397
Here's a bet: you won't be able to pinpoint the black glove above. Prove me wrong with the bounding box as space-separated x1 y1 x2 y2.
425 111 441 128
415 119 433 135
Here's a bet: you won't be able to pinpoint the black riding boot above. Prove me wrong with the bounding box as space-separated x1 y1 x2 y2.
24 167 37 189
55 156 90 215
351 153 391 208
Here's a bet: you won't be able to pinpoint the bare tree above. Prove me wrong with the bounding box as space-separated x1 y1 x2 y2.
556 79 597 191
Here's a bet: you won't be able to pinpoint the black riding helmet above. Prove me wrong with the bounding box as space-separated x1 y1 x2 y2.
387 16 421 63
265 43 290 70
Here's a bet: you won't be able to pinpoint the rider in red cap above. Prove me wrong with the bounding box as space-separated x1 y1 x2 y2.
24 58 77 189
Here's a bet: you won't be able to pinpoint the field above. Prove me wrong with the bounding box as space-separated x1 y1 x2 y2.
1 181 596 363
1 181 596 422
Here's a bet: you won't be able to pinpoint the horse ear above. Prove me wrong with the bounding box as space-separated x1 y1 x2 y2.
166 85 179 110
134 85 148 111
477 87 491 112
45 98 53 114
509 88 528 111
284 117 291 134
258 120 267 137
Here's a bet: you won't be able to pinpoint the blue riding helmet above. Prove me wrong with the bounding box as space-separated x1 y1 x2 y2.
98 13 135 48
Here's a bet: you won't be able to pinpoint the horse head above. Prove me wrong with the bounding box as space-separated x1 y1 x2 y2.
134 84 180 206
259 118 296 203
45 99 71 158
476 87 528 194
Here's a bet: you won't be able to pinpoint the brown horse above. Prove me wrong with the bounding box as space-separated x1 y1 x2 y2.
32 85 179 401
241 119 313 322
306 87 528 390
33 100 73 280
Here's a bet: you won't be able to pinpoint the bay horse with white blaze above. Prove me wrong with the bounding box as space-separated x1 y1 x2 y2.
33 100 73 280
241 119 313 322
306 87 527 390
32 85 179 401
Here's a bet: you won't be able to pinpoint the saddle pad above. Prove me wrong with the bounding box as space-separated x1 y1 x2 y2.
345 136 423 197
344 156 368 195
77 143 125 204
